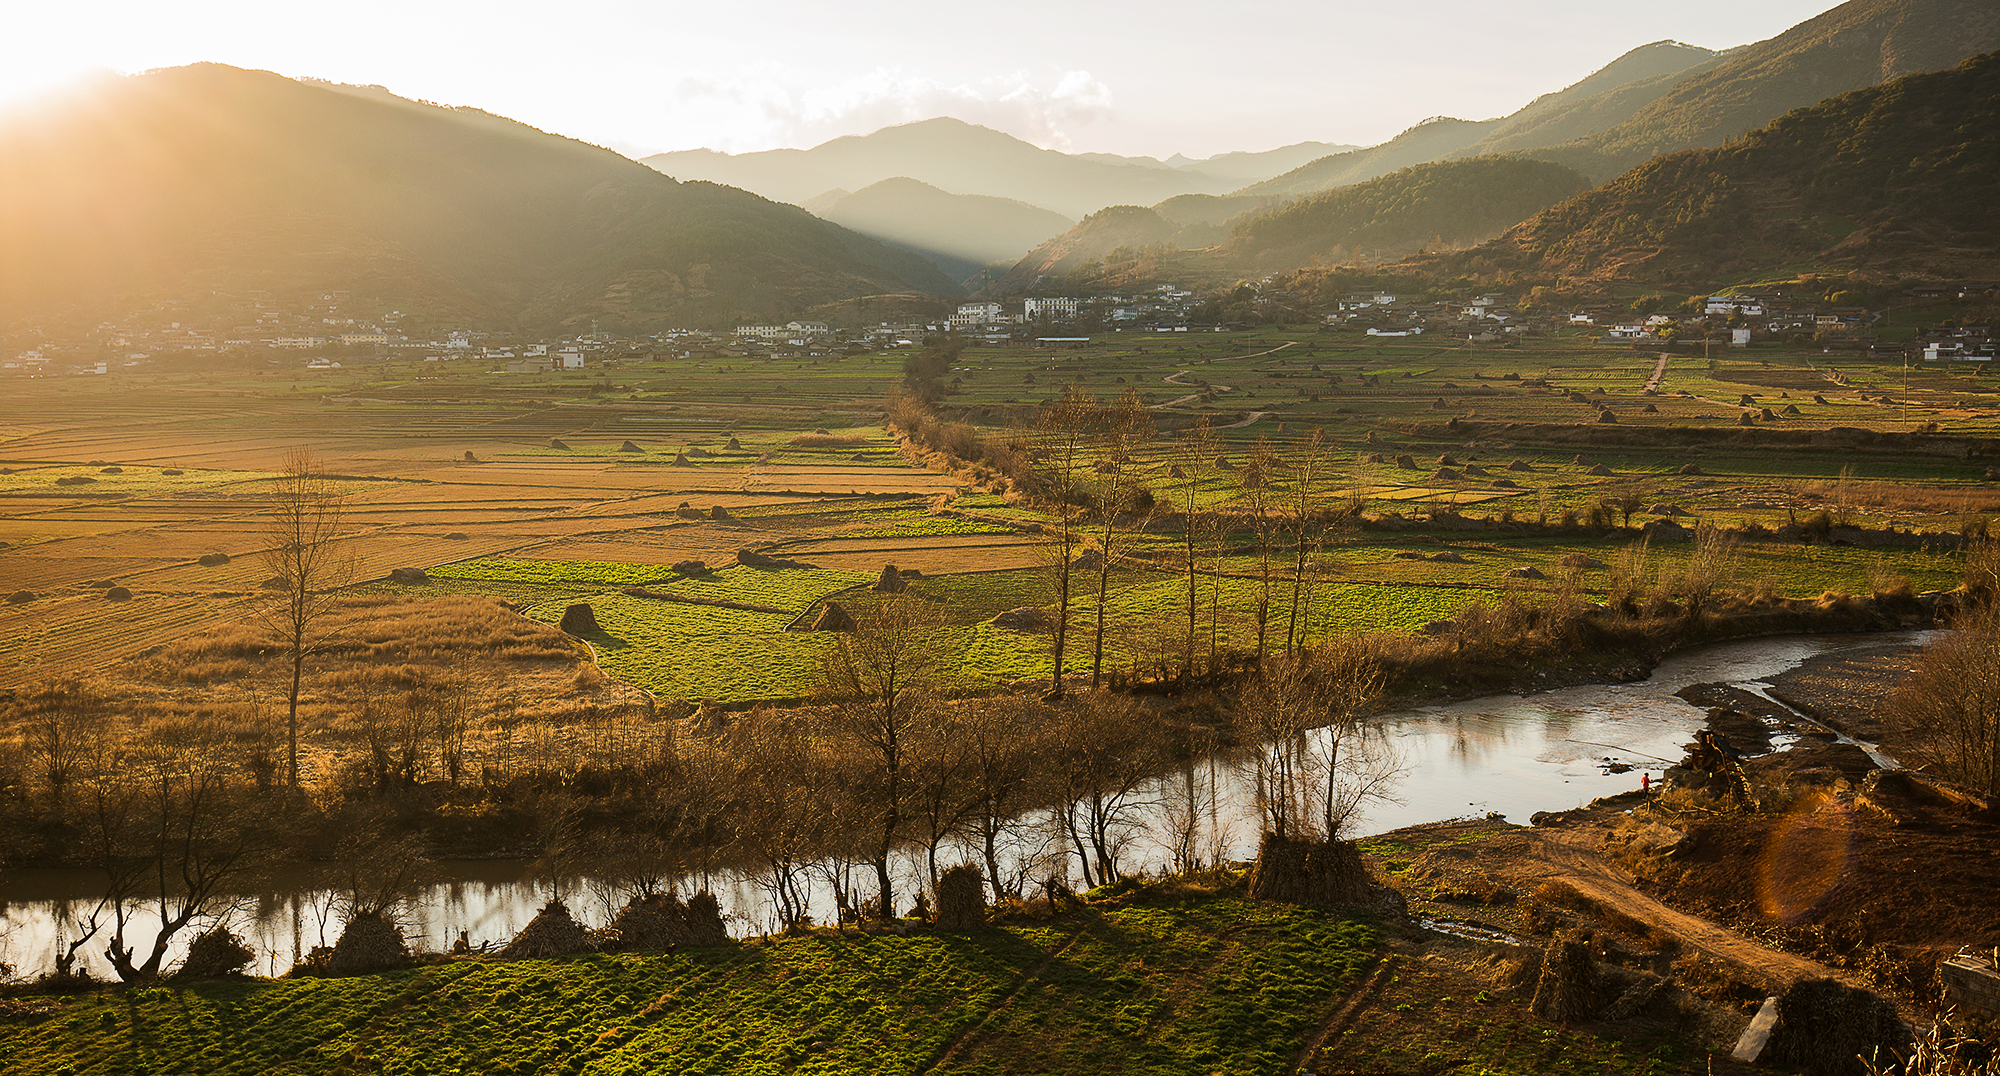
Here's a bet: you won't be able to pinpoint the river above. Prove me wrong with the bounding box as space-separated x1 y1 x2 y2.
0 630 1920 981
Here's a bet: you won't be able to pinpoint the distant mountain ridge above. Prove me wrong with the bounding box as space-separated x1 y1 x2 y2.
804 178 1074 286
1413 50 2000 287
0 64 958 333
644 118 1261 219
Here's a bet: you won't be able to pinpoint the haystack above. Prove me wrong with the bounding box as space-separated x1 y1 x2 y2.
1598 409 1617 423
559 603 600 633
1394 454 1417 469
675 504 705 520
388 567 429 584
1642 403 1659 413
1530 935 1602 1024
1215 456 1235 471
1586 464 1614 476
1168 464 1187 479
104 587 132 601
1761 408 1778 421
1430 550 1468 563
7 591 33 604
463 450 478 462
549 437 569 449
1506 566 1546 579
1678 463 1703 475
1245 832 1376 907
1365 430 1380 444
328 912 410 974
1364 452 1385 464
686 447 715 458
606 892 730 950
619 440 643 453
1462 465 1488 477
672 559 708 575
1508 459 1533 472
177 925 255 978
935 865 987 931
874 563 908 592
1559 553 1605 569
198 552 231 566
1763 978 1905 1076
726 436 742 451
671 452 694 466
1739 412 1756 426
1813 395 1828 405
813 601 857 632
1437 453 1458 466
1432 468 1462 481
500 900 594 960
1739 394 1757 405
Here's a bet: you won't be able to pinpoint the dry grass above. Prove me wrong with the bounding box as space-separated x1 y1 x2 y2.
1796 478 2000 518
788 432 870 448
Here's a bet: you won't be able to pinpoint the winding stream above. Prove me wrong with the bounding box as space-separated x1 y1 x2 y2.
0 631 1921 980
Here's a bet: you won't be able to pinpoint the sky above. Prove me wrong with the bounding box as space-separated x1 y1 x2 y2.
6 0 1844 161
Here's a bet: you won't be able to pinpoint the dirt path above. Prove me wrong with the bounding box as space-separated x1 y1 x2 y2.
1221 411 1271 429
1516 821 1857 993
1644 353 1671 393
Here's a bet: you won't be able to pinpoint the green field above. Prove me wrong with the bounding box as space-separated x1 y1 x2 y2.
0 896 1379 1076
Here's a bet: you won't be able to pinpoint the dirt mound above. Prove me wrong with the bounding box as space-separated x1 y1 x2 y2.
177 926 255 978
990 606 1050 631
1763 979 1904 1076
559 603 600 634
328 912 410 975
501 900 594 960
7 591 33 604
737 548 815 570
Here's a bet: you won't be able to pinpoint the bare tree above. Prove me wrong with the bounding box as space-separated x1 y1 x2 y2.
1284 429 1335 655
960 698 1045 901
21 676 105 816
1239 643 1397 840
1032 385 1097 698
1173 418 1218 680
822 595 948 919
1051 695 1159 887
261 448 351 790
1888 597 2000 795
1238 438 1279 662
1088 391 1155 691
729 711 838 932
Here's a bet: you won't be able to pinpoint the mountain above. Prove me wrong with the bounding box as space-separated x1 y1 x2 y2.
990 157 1587 293
1421 50 2000 287
0 64 958 334
1075 141 1361 181
804 178 1074 285
1538 0 2000 179
1240 40 1722 197
643 118 1241 219
1228 157 1591 268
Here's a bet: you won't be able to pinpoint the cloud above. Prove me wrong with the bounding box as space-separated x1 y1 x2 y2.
667 67 1114 153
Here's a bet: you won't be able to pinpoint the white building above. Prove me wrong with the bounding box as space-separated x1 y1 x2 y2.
1023 297 1080 322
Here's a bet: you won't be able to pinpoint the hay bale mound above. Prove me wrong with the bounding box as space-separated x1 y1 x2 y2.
619 440 643 453
501 900 594 961
686 447 715 458
606 892 729 950
1429 550 1468 563
1598 409 1617 423
1813 395 1828 405
1463 464 1488 477
559 603 600 634
1586 464 1614 476
990 606 1051 632
328 912 410 974
7 591 33 604
104 587 132 602
675 504 705 520
1678 463 1703 475
1572 454 1586 465
100 465 124 474
1493 478 1519 488
1365 430 1381 443
388 567 429 584
1506 566 1546 579
813 601 857 632
1764 978 1905 1076
1783 404 1802 415
1364 452 1385 464
1215 455 1235 471
874 563 908 593
711 505 732 521
1438 453 1459 466
1508 459 1533 472
549 437 569 449
161 468 183 476
1560 553 1605 570
1433 467 1462 481
1739 411 1756 426
463 450 478 462
444 531 469 540
1761 408 1778 421
672 559 708 575
1246 833 1377 907
1394 454 1417 469
197 552 231 567
726 436 742 451
671 452 694 466
1642 403 1659 413
1530 935 1602 1024
1739 394 1757 405
177 926 255 978
1167 464 1186 479
55 476 96 486
935 864 987 931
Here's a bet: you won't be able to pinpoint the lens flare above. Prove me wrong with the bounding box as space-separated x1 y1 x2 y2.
1755 788 1854 925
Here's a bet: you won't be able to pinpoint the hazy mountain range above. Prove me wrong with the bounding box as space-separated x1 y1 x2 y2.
2 0 1994 337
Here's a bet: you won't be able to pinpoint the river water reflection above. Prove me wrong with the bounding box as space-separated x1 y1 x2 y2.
0 631 1920 980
